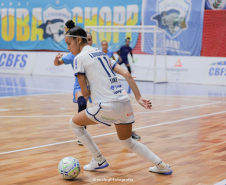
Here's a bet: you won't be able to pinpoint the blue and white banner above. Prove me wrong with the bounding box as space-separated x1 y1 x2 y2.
205 0 226 9
205 58 226 85
142 0 205 56
0 0 142 51
0 51 37 74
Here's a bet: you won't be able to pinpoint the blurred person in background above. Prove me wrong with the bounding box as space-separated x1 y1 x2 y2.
117 37 134 74
101 40 116 60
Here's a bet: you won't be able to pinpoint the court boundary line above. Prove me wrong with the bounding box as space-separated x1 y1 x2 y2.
0 92 71 99
0 109 9 112
0 85 71 92
0 110 226 155
0 93 221 102
0 101 222 118
0 89 222 103
136 102 221 114
141 95 218 103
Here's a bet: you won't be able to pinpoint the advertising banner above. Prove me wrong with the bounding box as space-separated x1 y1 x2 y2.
167 56 206 84
142 0 205 56
0 0 142 51
204 57 226 85
205 0 226 10
0 51 37 74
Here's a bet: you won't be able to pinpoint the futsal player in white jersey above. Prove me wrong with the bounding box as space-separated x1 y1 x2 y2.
65 20 172 174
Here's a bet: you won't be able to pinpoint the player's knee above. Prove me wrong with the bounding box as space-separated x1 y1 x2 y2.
77 96 87 112
120 137 135 150
122 70 131 78
118 134 131 141
69 118 83 129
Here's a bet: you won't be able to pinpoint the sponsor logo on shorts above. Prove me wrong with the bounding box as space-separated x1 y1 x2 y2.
101 116 115 121
127 112 133 116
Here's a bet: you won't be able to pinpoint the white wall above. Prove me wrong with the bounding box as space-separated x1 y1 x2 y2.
166 56 226 85
32 52 73 77
1 51 225 86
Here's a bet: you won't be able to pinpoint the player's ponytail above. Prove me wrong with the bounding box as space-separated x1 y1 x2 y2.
65 20 75 29
65 20 87 43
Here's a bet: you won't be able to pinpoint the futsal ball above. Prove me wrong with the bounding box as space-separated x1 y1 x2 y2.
58 157 81 179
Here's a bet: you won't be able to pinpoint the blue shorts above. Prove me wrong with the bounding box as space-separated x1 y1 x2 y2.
73 78 92 103
118 59 129 65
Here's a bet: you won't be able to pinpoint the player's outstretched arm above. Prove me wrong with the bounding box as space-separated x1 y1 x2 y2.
54 53 64 66
77 74 91 101
113 64 152 109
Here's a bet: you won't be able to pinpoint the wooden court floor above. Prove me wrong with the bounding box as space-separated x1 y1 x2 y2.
0 93 226 185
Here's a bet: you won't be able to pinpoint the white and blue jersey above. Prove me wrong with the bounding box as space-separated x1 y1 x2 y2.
74 46 130 104
61 53 92 103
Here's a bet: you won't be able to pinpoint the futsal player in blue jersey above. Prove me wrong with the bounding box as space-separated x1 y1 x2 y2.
101 40 116 60
117 37 134 74
53 31 93 146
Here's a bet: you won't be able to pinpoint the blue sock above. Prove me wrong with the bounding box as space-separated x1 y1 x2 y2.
77 96 87 129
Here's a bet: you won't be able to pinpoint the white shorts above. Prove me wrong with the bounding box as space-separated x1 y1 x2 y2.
85 100 135 126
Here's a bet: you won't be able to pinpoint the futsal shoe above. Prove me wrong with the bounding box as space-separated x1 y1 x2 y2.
83 157 109 171
131 131 141 140
77 140 83 146
149 164 173 175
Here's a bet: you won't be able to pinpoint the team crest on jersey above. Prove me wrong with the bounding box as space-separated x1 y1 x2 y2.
38 6 71 43
152 0 191 38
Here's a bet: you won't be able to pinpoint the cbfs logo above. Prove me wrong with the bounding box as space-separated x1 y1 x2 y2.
152 0 191 38
209 61 226 76
0 53 27 68
39 6 71 43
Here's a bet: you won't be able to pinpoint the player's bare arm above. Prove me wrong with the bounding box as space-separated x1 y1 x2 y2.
113 64 152 109
77 74 91 101
54 53 64 66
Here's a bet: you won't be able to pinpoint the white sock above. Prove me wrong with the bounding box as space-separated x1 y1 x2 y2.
120 137 161 165
157 161 166 168
69 118 101 158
